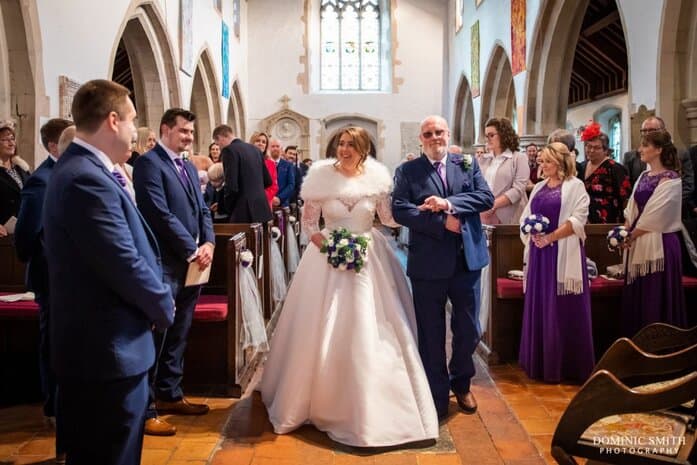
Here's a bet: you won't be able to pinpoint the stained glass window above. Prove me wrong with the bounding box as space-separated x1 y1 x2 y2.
609 115 621 161
320 0 382 91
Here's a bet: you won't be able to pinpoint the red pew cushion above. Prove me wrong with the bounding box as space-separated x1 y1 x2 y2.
0 293 40 318
496 276 625 299
682 276 697 288
193 294 228 321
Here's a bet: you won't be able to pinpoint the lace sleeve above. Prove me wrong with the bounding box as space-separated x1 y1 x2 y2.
376 194 400 228
301 200 322 237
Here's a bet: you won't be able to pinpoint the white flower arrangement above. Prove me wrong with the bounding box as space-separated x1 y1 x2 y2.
607 226 630 250
288 215 297 224
240 249 254 268
520 214 551 235
270 226 282 241
462 154 473 171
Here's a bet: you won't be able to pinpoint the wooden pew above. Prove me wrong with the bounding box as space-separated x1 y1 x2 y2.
0 236 41 405
480 224 631 365
184 231 247 397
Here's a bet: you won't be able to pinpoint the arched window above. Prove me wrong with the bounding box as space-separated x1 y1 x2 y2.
320 0 384 91
608 114 621 161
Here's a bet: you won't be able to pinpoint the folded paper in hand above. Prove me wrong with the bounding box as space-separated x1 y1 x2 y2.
3 216 17 234
185 261 212 287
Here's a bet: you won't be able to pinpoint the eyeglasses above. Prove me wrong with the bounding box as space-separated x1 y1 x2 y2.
485 132 498 139
421 129 446 139
0 137 16 144
639 127 661 135
585 144 604 152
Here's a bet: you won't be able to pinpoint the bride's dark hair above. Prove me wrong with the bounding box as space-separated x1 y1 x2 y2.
333 126 370 170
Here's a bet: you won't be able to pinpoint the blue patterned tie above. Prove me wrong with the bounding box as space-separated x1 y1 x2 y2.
111 169 127 188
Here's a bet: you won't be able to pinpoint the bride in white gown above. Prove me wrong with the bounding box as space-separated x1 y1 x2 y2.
260 127 438 447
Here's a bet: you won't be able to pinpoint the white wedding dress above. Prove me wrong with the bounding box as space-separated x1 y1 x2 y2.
260 158 439 447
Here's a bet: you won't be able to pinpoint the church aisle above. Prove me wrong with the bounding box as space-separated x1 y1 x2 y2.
0 358 579 464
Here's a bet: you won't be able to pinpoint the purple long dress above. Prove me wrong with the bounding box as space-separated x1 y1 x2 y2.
519 184 595 383
621 171 686 337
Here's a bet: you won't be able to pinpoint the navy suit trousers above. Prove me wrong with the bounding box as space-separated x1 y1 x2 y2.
148 274 201 412
60 373 148 465
410 252 481 417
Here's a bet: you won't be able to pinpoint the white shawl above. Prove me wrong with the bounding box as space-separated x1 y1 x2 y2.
623 174 682 283
300 157 392 202
521 177 589 295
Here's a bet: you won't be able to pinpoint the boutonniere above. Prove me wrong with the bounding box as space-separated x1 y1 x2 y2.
180 151 190 162
452 154 473 171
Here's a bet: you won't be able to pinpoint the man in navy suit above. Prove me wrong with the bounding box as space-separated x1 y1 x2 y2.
269 138 295 208
393 115 494 420
133 108 215 436
15 117 73 460
213 124 273 222
43 79 174 465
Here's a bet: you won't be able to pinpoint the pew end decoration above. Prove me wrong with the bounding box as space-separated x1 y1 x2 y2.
240 249 254 268
320 228 370 273
270 226 282 241
607 226 629 251
520 214 551 235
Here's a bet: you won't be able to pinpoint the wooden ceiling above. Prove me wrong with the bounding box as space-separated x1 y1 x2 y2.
568 0 628 106
111 39 136 109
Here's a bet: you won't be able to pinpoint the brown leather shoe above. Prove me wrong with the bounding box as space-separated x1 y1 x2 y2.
454 391 477 414
144 417 177 436
156 398 210 416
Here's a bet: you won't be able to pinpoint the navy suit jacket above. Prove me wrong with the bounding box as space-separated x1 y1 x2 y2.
15 157 55 295
222 139 273 223
275 158 296 206
133 143 215 278
43 142 173 380
392 154 494 280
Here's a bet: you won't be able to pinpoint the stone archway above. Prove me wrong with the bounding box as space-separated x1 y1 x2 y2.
658 0 697 147
479 44 516 143
0 0 46 167
523 0 590 136
227 80 247 140
189 48 222 154
320 114 382 160
110 2 181 130
452 73 475 150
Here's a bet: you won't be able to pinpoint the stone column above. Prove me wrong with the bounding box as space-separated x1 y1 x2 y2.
682 98 697 147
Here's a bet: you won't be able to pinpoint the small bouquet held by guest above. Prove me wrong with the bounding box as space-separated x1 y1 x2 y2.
520 214 551 235
320 228 370 273
606 225 629 251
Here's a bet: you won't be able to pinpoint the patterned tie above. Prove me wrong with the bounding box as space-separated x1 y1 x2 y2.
173 158 190 186
433 161 447 191
111 169 127 188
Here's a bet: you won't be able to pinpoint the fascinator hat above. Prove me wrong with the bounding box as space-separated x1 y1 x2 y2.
580 121 602 142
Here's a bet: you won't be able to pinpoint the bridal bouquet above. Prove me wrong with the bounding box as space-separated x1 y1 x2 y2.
520 214 551 235
320 228 370 273
607 225 629 251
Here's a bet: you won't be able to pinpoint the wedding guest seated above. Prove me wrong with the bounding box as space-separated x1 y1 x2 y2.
621 129 687 336
578 122 631 223
518 142 594 383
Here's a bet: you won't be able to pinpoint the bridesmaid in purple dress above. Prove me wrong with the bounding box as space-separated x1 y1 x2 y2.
621 130 686 336
519 143 595 383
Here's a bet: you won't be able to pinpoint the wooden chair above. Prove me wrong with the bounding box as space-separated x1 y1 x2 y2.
551 339 697 465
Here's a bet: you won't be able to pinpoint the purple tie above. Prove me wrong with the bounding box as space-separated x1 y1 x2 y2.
173 158 190 186
434 161 447 190
112 169 127 188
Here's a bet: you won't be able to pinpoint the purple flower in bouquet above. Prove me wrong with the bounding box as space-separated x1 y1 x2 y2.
320 228 370 273
520 214 551 235
607 225 629 251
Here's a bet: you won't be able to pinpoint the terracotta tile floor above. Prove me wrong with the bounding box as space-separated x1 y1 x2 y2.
0 359 582 465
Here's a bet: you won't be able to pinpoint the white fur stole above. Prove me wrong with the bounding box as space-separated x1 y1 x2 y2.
300 157 393 201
